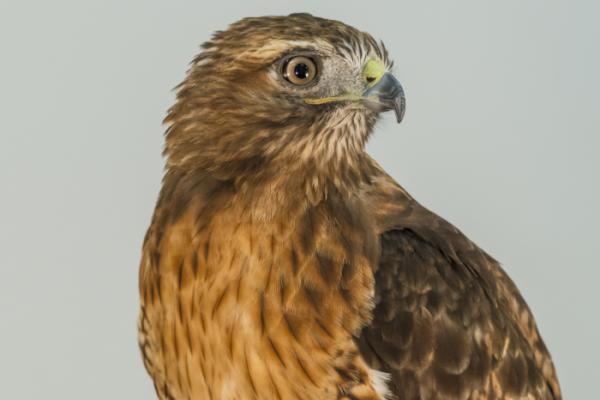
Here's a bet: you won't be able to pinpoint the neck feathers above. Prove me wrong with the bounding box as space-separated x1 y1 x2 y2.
164 102 378 210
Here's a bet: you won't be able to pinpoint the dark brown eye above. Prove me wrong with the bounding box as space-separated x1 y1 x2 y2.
282 56 317 86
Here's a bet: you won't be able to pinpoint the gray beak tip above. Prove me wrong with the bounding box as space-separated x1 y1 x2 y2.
394 95 406 123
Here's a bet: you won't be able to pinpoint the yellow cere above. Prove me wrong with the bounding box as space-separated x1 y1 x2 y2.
362 59 385 87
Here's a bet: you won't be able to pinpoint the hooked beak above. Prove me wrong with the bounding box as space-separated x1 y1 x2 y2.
362 73 406 123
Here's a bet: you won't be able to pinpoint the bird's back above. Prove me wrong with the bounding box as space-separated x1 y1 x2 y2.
356 159 561 399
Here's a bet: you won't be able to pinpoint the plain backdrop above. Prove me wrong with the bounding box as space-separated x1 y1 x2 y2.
1 1 598 398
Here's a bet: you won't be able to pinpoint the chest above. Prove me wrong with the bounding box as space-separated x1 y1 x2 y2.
199 198 379 326
142 194 380 399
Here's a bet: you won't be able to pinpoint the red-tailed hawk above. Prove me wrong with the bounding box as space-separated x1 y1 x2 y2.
138 13 561 399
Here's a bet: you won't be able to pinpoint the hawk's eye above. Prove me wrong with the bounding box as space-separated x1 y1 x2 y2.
282 56 317 86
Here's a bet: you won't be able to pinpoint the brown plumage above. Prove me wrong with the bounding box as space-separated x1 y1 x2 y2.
138 13 561 399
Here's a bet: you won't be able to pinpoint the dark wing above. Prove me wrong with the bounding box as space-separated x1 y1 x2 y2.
356 160 561 399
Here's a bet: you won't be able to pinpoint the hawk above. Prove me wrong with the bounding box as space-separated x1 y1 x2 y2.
138 13 561 400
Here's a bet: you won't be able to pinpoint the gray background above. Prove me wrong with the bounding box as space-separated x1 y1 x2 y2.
1 1 598 398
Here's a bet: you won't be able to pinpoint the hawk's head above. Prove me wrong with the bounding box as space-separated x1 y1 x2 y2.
165 14 404 198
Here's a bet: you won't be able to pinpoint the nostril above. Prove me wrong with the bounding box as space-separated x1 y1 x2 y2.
366 76 376 83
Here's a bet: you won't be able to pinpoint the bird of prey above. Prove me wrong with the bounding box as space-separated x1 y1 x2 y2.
138 13 561 400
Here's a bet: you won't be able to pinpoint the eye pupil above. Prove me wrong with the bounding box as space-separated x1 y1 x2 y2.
294 63 310 79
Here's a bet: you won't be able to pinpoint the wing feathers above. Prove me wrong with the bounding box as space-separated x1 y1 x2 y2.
357 160 561 399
